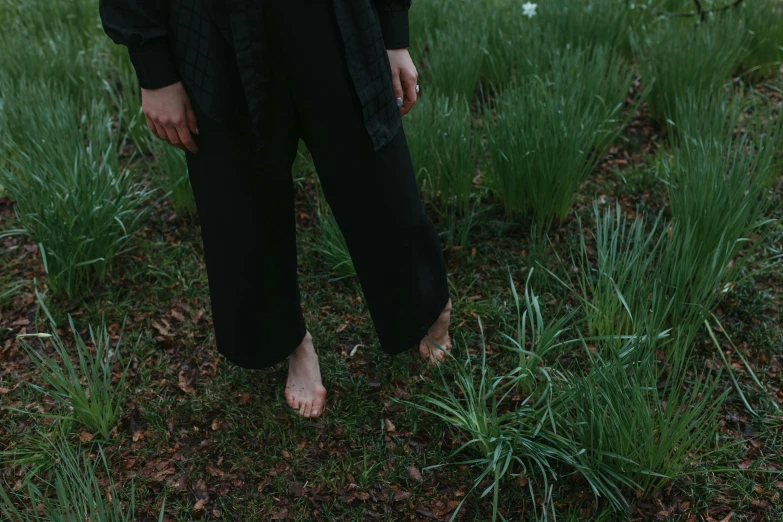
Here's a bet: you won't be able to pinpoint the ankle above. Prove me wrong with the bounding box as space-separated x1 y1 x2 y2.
293 332 315 357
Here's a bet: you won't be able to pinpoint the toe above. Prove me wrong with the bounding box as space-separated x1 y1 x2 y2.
302 401 312 418
312 392 325 418
298 401 307 417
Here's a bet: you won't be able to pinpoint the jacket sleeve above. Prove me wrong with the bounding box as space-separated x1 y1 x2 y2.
373 0 411 49
99 0 180 89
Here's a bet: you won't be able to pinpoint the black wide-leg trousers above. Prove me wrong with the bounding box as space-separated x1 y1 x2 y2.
184 0 450 369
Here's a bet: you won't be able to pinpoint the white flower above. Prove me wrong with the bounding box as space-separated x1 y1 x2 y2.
522 2 537 18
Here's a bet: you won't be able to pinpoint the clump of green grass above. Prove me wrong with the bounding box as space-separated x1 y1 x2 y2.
405 91 479 216
16 289 135 439
312 181 356 280
486 45 635 226
102 43 153 154
632 14 747 123
500 269 580 393
481 2 546 87
567 333 727 496
0 80 153 299
400 322 630 521
151 141 197 218
0 436 161 522
316 212 356 281
0 0 107 103
422 7 487 100
737 0 783 81
661 100 781 303
540 0 643 59
568 203 666 339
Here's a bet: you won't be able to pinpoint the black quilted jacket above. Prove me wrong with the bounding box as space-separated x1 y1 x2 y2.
99 0 411 151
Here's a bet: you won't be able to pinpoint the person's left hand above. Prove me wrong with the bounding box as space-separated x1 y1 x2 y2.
387 49 418 116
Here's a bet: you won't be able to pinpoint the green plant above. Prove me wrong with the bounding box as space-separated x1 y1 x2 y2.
568 334 727 495
316 212 356 281
501 269 579 391
0 437 161 522
16 288 135 439
406 92 479 214
576 204 666 339
661 106 780 304
486 45 635 226
400 321 629 521
422 8 487 100
0 0 107 103
151 141 197 217
737 0 783 81
102 42 154 154
540 0 643 59
313 179 355 280
632 14 747 123
0 80 153 298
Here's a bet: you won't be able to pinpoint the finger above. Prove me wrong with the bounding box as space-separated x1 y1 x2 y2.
153 121 168 143
176 122 198 154
163 124 186 151
391 67 404 113
185 99 199 136
400 68 418 116
146 114 161 140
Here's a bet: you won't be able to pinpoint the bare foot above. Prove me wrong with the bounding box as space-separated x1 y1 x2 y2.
419 299 453 365
285 332 327 418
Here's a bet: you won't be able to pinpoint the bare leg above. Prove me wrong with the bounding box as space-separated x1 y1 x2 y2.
285 332 327 418
419 299 453 365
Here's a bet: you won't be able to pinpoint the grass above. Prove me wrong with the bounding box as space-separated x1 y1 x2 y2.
0 435 162 521
150 141 197 218
15 288 134 439
737 0 783 81
486 44 635 226
1 0 782 519
0 80 153 299
404 90 480 240
567 334 727 496
632 13 747 123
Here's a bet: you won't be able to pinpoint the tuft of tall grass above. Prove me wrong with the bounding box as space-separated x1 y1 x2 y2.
736 0 783 81
661 102 781 303
316 212 356 281
632 14 747 123
0 80 153 299
313 180 356 280
572 204 666 339
0 0 108 103
540 0 643 59
17 291 135 439
567 334 727 496
102 43 153 154
481 2 546 88
486 45 635 226
500 269 580 392
151 141 197 217
405 91 479 216
400 325 629 520
422 7 487 100
0 437 155 522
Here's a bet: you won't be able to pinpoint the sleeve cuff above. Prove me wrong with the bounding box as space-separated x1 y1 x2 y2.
128 39 181 90
377 8 410 49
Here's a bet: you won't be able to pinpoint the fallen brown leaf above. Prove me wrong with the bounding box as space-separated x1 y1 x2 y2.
406 463 423 483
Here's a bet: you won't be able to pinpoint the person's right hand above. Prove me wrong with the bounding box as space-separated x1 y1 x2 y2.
142 81 199 153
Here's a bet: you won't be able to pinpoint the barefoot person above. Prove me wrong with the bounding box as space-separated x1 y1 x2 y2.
99 0 452 418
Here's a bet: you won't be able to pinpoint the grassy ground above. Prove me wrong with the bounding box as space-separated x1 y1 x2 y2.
3 0 783 520
3 100 783 520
